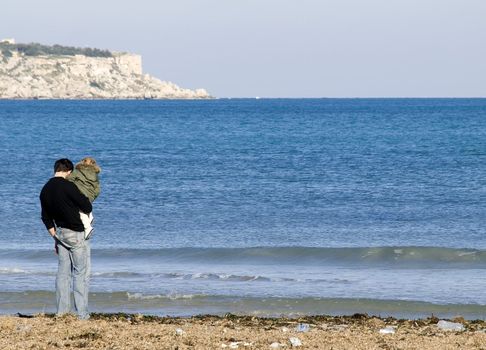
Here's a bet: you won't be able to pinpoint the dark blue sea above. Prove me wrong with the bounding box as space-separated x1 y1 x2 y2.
1 98 486 318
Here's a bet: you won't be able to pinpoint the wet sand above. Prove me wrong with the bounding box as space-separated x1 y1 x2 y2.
1 313 485 349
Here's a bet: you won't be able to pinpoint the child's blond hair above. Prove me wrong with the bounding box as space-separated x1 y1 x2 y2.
77 157 101 173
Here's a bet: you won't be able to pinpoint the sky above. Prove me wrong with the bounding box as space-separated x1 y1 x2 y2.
1 0 485 98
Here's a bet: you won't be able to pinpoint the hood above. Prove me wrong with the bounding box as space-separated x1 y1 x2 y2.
75 163 101 174
72 163 100 182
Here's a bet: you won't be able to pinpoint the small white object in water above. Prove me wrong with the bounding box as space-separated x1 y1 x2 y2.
379 326 396 334
437 320 465 331
289 337 302 347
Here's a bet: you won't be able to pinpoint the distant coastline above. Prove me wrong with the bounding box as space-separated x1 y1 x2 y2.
0 40 211 99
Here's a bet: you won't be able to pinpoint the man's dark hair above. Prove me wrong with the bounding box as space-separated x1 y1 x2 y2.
54 158 74 173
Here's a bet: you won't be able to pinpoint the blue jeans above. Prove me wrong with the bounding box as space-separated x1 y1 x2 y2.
55 228 90 319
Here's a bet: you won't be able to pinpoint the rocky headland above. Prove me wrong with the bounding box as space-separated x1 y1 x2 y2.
0 41 210 99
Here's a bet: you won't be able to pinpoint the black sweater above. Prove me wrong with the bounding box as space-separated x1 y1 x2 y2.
40 177 92 232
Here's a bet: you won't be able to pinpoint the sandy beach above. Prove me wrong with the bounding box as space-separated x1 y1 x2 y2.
1 313 485 349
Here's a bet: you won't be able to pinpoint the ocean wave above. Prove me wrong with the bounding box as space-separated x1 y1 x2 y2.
173 272 274 282
0 267 294 283
2 246 486 268
0 267 57 276
0 267 28 274
0 267 350 285
126 292 202 301
92 272 144 278
94 271 289 282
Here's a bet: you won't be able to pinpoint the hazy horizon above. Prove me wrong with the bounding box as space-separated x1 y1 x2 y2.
1 0 485 98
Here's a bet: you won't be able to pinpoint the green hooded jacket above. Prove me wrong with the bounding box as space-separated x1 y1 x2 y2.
68 163 100 202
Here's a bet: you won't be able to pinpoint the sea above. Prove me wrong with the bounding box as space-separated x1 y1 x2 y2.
0 98 485 319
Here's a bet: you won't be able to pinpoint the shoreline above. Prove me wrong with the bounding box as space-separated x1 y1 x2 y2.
2 313 485 349
3 290 486 321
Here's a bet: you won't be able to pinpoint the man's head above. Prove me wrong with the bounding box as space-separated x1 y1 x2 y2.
54 158 74 177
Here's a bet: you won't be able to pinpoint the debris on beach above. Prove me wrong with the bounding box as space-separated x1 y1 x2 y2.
175 328 185 335
15 324 32 333
221 341 252 348
326 324 349 332
295 323 309 332
289 337 302 347
379 326 396 334
437 320 465 332
2 313 486 350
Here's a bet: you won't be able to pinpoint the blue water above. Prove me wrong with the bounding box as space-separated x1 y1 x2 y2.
1 98 486 318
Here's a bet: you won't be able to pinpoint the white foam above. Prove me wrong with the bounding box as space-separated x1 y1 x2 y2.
457 251 476 257
0 267 27 274
126 292 197 300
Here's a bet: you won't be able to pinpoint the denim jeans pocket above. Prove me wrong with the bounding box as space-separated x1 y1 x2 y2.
59 229 83 248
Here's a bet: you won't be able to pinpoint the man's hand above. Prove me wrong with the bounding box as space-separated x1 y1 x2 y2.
48 228 58 255
48 227 56 238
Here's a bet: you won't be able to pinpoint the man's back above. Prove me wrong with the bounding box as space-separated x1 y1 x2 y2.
40 177 92 232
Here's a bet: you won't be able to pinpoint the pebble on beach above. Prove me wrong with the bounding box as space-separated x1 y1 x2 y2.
0 314 485 350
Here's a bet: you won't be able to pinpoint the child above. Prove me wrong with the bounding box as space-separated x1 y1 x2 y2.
68 157 101 239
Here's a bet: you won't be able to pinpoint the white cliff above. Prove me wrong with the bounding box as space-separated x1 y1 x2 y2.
0 51 210 99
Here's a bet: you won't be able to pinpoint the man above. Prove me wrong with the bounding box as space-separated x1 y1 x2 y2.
40 158 92 319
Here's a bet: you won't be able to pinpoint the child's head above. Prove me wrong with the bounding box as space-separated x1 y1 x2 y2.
78 157 101 173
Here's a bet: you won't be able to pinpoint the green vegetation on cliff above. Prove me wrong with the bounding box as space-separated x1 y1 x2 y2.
0 42 113 58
